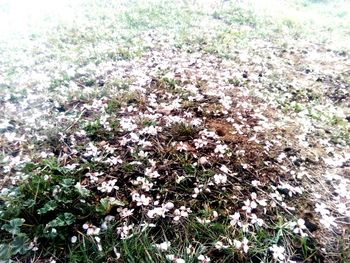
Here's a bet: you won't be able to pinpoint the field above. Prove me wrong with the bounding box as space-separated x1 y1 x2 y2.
0 0 349 262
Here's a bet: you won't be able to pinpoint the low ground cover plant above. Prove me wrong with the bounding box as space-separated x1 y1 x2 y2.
0 0 349 262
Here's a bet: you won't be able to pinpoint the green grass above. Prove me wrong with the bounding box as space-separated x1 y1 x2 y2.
1 0 349 97
0 0 349 262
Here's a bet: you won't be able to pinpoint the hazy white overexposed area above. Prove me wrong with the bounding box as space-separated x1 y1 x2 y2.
0 0 349 262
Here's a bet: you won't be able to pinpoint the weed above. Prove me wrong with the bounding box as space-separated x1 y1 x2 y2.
169 122 198 141
84 120 115 141
0 158 97 261
1 0 349 262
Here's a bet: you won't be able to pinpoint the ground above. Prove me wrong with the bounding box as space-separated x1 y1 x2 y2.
0 0 349 262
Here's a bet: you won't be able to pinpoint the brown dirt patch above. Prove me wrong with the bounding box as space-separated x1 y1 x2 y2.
207 119 245 143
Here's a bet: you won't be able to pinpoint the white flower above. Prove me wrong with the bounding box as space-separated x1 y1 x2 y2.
140 126 159 135
164 202 175 210
113 247 121 259
71 236 77 243
256 198 268 207
75 130 87 137
213 174 227 185
138 150 149 158
277 152 286 163
83 223 100 235
241 163 249 169
117 223 134 239
251 192 267 207
277 183 303 197
166 255 185 263
242 199 257 213
269 245 285 262
147 208 166 219
191 118 202 126
194 138 208 149
219 95 232 110
132 193 151 206
100 114 111 131
29 237 39 251
140 222 156 232
241 223 249 233
130 132 140 142
139 139 153 148
198 254 211 262
120 118 137 131
192 187 203 198
315 203 330 216
145 167 160 178
64 163 79 170
233 237 249 253
86 172 103 183
117 208 134 218
154 241 171 251
196 217 211 224
186 244 195 255
97 179 119 193
320 215 337 229
214 144 229 155
173 206 191 221
215 241 229 250
104 156 123 165
176 142 188 152
95 236 103 251
250 214 264 226
120 136 129 146
132 177 154 191
251 180 261 187
291 218 308 237
200 130 218 139
241 238 249 253
147 202 174 219
229 212 240 226
219 165 232 174
198 157 208 164
270 190 284 202
337 203 350 217
84 142 100 157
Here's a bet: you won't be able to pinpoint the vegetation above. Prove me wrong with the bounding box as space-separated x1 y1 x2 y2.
0 0 349 262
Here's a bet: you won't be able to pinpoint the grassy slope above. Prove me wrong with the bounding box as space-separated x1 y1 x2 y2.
0 0 349 262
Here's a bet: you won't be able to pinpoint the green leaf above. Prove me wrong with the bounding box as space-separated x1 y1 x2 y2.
60 178 76 194
21 162 36 173
23 198 36 208
108 198 125 207
60 178 75 188
75 184 90 198
46 213 75 228
11 235 30 255
1 218 25 235
96 197 124 215
0 243 11 261
37 200 57 215
42 227 58 239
